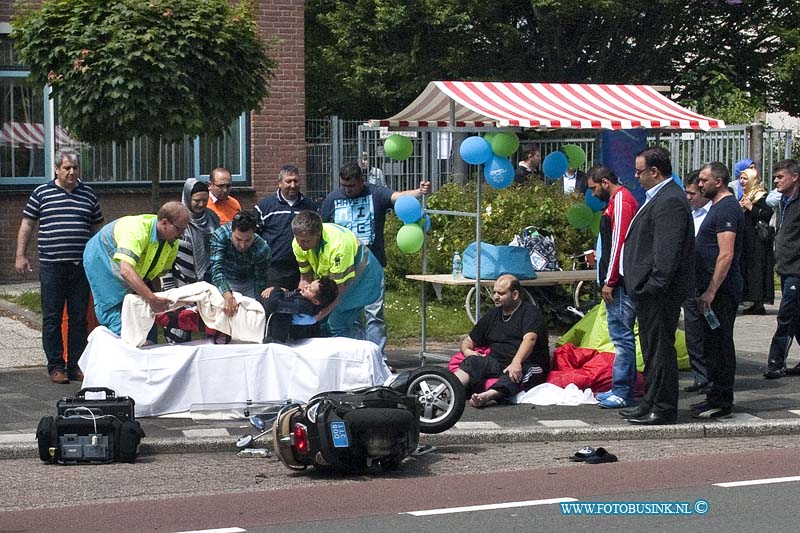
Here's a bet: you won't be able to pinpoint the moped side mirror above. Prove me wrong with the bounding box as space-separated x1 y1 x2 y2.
236 434 254 449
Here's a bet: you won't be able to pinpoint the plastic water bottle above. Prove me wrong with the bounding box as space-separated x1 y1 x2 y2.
703 308 720 330
452 252 463 279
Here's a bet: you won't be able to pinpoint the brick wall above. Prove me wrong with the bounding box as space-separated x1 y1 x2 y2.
0 0 304 282
250 0 306 197
0 0 14 23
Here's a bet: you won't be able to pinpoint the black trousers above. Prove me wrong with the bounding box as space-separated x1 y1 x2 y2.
683 297 709 386
631 295 682 417
767 275 800 369
702 291 739 409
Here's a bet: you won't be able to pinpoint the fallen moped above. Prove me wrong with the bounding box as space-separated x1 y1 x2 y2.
236 365 465 472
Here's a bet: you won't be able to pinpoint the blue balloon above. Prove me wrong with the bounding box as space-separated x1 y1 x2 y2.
394 195 423 224
459 136 493 165
542 151 569 179
585 191 607 212
415 214 431 233
483 155 514 189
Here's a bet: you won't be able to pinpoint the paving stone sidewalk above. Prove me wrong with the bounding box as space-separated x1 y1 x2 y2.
2 282 800 458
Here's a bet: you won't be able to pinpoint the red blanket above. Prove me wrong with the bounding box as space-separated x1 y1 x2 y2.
448 343 643 394
548 343 644 394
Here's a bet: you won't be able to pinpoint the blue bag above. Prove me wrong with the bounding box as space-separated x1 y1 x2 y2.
462 242 537 280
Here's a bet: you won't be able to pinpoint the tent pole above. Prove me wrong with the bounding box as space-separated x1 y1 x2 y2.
475 169 482 322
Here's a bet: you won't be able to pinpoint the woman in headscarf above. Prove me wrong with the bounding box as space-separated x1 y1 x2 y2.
161 178 220 342
739 168 775 315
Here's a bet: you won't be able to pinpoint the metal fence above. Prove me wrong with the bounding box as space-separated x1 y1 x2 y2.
305 117 449 202
305 117 794 198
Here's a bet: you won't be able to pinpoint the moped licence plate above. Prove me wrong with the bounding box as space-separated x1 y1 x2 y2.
330 421 349 448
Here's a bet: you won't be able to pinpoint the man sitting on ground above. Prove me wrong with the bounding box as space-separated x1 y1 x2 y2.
453 274 550 408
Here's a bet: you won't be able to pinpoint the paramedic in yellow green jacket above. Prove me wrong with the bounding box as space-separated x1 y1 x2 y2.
83 201 190 335
291 210 383 341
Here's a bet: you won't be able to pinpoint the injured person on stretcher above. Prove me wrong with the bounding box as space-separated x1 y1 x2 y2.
120 280 337 347
153 279 338 345
81 281 388 418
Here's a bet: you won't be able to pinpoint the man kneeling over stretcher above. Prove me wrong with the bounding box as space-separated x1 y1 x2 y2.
453 274 550 408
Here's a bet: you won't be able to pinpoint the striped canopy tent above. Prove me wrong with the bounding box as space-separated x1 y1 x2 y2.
0 122 79 148
372 82 727 339
370 81 724 131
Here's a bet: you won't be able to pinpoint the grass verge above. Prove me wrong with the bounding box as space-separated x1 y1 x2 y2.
0 290 42 314
0 288 471 342
385 290 472 342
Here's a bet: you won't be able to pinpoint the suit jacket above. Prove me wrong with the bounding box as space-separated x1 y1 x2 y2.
623 180 694 302
554 170 588 195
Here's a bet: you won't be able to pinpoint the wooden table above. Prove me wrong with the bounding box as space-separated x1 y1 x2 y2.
406 270 598 362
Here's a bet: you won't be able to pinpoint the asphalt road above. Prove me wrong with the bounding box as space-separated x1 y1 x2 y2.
2 435 800 532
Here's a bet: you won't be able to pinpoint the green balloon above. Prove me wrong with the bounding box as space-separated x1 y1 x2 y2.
396 223 425 253
562 144 586 169
384 134 413 160
491 132 520 157
483 132 496 144
590 210 602 236
567 204 593 230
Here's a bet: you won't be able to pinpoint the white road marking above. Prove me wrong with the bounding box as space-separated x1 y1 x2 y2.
181 428 231 438
537 419 590 428
788 410 800 417
402 497 578 516
0 433 35 443
716 413 764 422
454 421 501 429
714 476 800 488
170 527 242 533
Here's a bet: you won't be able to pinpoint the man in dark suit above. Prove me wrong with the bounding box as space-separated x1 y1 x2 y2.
514 148 543 185
620 147 695 425
560 167 589 195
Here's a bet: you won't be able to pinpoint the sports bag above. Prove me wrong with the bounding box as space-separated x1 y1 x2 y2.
462 242 538 280
510 226 560 271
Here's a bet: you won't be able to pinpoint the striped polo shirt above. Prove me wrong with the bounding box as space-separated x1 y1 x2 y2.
22 180 104 263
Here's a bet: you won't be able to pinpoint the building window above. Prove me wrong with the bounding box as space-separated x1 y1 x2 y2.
1 34 247 186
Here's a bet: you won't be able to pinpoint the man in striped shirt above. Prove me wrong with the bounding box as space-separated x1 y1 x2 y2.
15 149 104 384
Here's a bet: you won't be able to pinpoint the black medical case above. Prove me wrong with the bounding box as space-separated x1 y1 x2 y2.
37 387 144 464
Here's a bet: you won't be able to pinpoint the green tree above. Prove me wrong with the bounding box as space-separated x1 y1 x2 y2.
306 0 800 120
12 0 276 144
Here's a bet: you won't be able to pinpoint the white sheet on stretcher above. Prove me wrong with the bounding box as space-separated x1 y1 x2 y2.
78 327 391 417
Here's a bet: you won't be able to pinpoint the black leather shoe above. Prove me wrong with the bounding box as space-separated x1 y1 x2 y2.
785 363 800 376
626 412 677 425
763 367 786 379
619 405 647 418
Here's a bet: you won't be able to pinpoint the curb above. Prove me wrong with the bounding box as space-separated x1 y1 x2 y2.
4 419 800 461
0 297 42 328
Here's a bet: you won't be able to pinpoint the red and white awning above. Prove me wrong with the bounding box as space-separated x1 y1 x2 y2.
0 122 78 148
370 81 724 131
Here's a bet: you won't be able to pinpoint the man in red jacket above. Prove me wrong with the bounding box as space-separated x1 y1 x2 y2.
587 166 639 409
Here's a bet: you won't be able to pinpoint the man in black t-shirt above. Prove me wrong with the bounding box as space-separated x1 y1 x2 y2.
453 274 550 408
692 162 744 419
